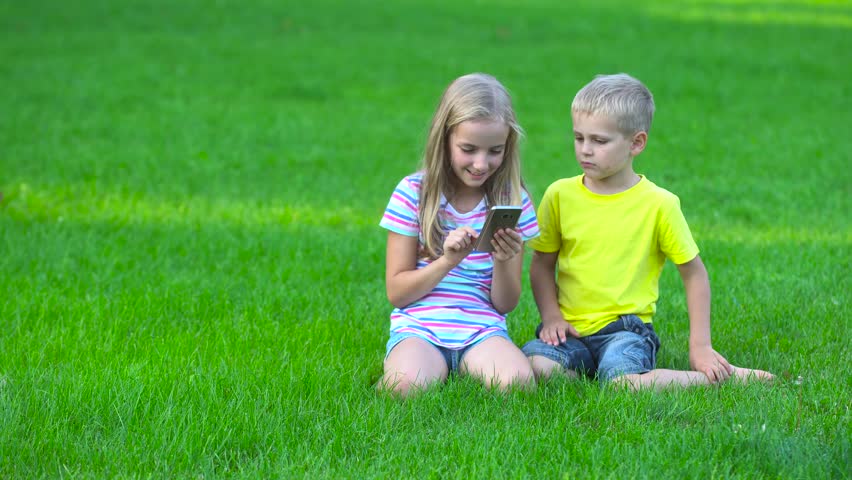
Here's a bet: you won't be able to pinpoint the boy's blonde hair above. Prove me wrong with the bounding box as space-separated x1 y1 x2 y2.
572 73 655 135
419 73 526 260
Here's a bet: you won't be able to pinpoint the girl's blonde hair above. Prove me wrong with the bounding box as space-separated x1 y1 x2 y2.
418 73 526 260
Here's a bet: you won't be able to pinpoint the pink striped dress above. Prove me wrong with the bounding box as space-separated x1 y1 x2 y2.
380 173 540 349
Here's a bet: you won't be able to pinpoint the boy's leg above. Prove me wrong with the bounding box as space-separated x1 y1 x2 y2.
729 366 775 382
597 317 774 390
529 355 579 379
594 315 675 389
381 337 449 396
613 369 713 390
613 365 773 390
521 335 594 380
615 366 774 390
460 336 535 391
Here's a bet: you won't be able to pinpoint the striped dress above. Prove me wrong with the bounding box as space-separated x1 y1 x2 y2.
380 173 540 349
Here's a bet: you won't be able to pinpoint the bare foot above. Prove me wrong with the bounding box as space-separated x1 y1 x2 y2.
731 366 774 383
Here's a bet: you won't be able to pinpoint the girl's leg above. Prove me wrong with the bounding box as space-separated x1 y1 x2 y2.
460 336 535 391
381 337 448 397
522 336 593 380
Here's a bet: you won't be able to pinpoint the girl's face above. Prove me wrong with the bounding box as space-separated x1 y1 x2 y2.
448 119 509 192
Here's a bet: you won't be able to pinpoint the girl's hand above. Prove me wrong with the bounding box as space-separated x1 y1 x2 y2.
491 228 523 263
442 226 477 266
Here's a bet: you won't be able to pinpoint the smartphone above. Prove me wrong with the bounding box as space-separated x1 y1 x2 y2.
474 206 523 252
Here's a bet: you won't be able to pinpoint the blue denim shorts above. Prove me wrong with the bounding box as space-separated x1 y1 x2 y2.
522 314 661 382
386 330 511 373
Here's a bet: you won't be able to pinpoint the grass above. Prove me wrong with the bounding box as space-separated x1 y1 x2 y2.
1 0 850 477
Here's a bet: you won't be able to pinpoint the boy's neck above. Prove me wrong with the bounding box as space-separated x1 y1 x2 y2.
582 171 641 195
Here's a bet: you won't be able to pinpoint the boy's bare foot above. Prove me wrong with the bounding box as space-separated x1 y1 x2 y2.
730 366 774 383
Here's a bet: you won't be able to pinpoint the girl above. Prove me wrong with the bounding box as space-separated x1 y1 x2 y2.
379 73 540 396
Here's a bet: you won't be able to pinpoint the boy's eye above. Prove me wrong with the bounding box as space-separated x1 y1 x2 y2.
594 138 608 144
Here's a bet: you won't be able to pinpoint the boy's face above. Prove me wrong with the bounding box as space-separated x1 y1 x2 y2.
571 112 646 188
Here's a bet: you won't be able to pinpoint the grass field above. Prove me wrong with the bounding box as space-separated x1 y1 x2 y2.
1 0 850 477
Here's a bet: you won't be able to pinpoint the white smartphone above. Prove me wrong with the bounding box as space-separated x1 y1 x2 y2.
474 206 523 252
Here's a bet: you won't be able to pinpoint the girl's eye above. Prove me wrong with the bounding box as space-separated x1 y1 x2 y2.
461 147 475 153
489 149 503 154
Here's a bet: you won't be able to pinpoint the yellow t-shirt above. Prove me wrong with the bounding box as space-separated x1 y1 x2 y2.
529 175 699 336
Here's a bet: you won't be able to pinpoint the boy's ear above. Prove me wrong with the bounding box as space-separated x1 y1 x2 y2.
630 131 648 156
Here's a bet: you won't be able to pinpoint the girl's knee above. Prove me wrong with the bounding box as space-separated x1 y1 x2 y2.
379 370 439 396
513 366 536 390
511 361 535 386
482 362 536 391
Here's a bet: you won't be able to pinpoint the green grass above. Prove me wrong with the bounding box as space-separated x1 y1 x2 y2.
1 0 850 477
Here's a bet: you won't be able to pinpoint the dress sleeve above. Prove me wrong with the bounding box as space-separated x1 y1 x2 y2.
379 176 420 237
517 188 540 242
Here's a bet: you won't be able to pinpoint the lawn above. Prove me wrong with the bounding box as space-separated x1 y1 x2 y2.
1 0 849 477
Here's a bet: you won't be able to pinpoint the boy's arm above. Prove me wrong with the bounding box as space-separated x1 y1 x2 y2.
530 250 579 345
676 255 734 383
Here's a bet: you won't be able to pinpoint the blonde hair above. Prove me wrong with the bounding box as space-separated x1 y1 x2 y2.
418 73 526 260
572 73 655 135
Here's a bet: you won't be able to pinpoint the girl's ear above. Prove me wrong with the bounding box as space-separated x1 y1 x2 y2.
630 131 648 156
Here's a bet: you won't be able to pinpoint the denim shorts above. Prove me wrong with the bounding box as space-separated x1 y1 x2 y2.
386 330 511 373
522 314 661 382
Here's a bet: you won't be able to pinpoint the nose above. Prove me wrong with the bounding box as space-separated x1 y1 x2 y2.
472 152 489 169
580 140 593 156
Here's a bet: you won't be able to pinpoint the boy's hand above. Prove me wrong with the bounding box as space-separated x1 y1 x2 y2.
690 346 734 383
491 228 523 263
442 226 477 266
539 317 580 345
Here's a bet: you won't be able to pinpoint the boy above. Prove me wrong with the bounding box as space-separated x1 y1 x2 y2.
522 73 773 389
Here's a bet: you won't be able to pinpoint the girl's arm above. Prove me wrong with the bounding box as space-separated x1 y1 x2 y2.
385 228 475 308
490 244 523 315
489 228 527 314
